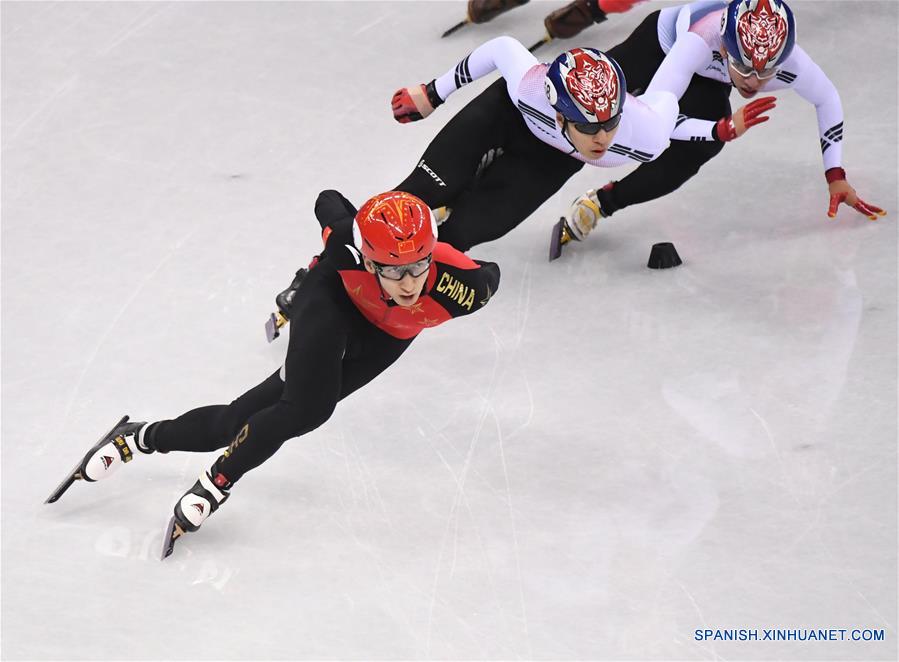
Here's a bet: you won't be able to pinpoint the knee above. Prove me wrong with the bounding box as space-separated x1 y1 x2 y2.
278 398 336 438
214 407 251 447
315 190 357 229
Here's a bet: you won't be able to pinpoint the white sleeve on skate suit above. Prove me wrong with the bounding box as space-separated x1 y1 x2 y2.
657 0 728 53
647 5 727 142
433 36 538 103
761 45 844 170
603 90 680 166
644 29 720 141
647 29 715 102
669 115 716 141
633 90 680 152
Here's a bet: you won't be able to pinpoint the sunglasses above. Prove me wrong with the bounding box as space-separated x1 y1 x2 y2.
727 54 778 80
372 255 432 281
571 112 622 135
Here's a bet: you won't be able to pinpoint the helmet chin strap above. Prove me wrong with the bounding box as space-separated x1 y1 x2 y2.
559 118 578 154
374 273 392 301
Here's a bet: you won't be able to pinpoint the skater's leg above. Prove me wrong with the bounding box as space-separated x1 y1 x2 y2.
437 139 584 251
49 370 282 497
49 371 283 495
314 189 358 229
165 314 413 540
217 310 414 482
146 370 285 453
211 284 354 482
394 78 518 209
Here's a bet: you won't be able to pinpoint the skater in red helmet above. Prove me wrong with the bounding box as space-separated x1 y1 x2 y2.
46 190 500 558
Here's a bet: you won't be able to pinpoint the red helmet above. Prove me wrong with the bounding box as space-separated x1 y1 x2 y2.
353 191 437 265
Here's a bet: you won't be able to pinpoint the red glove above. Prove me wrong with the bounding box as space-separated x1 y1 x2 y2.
597 0 646 13
391 80 444 124
825 168 887 221
391 85 433 124
714 96 776 142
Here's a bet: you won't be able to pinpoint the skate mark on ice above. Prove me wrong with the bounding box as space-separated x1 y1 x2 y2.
513 261 532 349
98 4 171 56
748 406 801 507
3 1 57 38
425 329 528 656
490 396 532 658
676 580 726 661
855 590 896 634
351 15 389 37
335 425 393 528
8 75 79 143
504 262 536 441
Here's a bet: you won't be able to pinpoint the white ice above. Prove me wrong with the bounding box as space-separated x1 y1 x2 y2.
2 1 896 660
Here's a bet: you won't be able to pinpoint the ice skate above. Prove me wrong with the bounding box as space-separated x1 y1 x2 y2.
548 217 577 262
550 186 610 261
441 0 531 38
45 416 150 504
265 267 308 342
161 467 230 559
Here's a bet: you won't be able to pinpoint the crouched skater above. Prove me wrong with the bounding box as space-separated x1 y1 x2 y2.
46 189 500 559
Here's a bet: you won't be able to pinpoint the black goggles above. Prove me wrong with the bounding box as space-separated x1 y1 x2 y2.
570 112 622 135
372 255 432 281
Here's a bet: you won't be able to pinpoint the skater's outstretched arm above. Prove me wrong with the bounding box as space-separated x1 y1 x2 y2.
392 36 539 123
746 44 884 219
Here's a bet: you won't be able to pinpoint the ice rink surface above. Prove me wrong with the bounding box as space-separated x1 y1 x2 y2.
2 1 897 660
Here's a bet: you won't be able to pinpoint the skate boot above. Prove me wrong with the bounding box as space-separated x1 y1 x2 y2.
549 184 614 261
549 217 577 262
265 267 309 342
80 419 151 480
162 464 231 559
45 416 151 503
442 0 530 37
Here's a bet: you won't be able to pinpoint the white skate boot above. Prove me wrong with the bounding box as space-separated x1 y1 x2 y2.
162 466 231 559
45 416 150 503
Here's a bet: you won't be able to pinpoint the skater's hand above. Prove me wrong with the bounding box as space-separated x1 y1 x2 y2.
391 81 442 124
826 168 886 221
714 95 776 142
567 189 603 240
